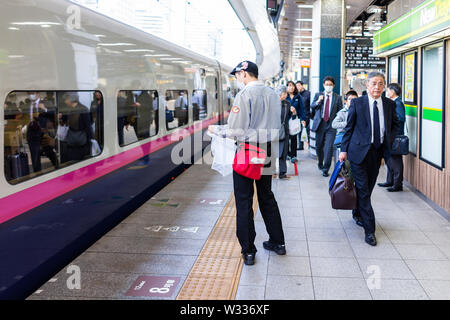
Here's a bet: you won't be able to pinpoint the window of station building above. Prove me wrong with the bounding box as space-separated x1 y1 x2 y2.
420 42 445 169
4 90 104 184
164 90 189 130
117 90 159 147
192 90 207 121
402 51 418 155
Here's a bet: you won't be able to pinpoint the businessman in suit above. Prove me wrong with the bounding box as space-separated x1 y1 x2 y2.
339 72 400 246
311 76 343 177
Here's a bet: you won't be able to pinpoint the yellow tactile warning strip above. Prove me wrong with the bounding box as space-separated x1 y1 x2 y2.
176 192 258 300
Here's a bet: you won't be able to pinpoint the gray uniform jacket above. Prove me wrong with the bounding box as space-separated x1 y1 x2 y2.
331 107 349 134
212 81 281 143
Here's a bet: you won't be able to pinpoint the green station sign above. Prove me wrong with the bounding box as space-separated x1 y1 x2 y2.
374 0 450 55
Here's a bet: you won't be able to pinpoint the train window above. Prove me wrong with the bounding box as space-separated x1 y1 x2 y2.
192 90 207 121
117 90 159 147
164 90 189 130
4 90 104 184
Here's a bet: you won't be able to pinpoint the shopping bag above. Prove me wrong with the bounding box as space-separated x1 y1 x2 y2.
207 131 236 177
391 135 409 155
57 125 69 141
288 117 301 135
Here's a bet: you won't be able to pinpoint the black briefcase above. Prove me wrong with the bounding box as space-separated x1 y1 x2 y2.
391 135 409 155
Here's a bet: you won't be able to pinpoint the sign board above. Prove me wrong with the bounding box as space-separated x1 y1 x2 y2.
125 276 181 298
345 37 386 69
374 0 450 55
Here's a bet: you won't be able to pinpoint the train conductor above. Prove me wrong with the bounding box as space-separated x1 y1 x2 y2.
209 61 286 266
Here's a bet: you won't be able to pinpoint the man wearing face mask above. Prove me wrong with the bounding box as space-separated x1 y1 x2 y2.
208 61 285 266
311 76 343 177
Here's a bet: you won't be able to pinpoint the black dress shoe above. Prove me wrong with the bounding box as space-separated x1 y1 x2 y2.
353 216 364 227
387 186 403 192
322 171 329 177
242 253 255 265
263 241 286 255
365 233 377 246
318 164 323 171
378 182 393 188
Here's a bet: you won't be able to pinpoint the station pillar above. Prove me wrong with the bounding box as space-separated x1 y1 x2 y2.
310 0 346 95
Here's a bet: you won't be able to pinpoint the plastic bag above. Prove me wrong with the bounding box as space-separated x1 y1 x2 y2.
207 131 236 177
91 139 101 156
288 117 301 135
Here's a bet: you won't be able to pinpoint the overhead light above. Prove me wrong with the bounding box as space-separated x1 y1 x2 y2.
160 57 183 60
298 5 314 8
296 19 312 22
294 35 312 38
144 54 170 57
95 34 106 38
11 22 61 26
346 5 351 9
295 28 312 31
97 43 135 46
41 24 51 28
8 55 25 58
124 49 155 52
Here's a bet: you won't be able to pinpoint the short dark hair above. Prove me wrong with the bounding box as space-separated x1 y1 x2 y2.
387 83 402 96
287 81 298 96
323 76 335 85
245 71 258 79
345 90 358 100
296 80 304 85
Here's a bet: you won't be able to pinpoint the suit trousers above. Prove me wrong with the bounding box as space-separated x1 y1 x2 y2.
233 170 285 254
315 120 336 172
288 134 297 158
350 145 383 235
386 154 403 188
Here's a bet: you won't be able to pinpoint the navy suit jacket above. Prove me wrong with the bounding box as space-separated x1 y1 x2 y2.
310 92 342 131
341 95 400 164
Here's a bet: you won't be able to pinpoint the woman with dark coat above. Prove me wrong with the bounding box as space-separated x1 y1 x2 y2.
275 85 297 179
286 81 306 163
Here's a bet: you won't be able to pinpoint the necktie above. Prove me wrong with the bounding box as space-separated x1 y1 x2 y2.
373 100 381 149
323 95 330 122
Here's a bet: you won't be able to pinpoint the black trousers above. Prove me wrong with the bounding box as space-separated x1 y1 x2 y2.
29 142 57 173
386 154 403 188
351 145 383 235
288 134 297 158
315 120 336 172
233 170 285 254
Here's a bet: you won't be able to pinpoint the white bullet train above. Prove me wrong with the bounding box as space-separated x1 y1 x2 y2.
0 0 238 299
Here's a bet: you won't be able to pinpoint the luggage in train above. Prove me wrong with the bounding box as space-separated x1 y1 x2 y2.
6 131 30 180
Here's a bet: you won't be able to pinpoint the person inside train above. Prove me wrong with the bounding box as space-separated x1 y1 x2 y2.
192 90 205 121
174 91 188 126
152 91 159 135
90 90 104 148
59 92 92 163
127 90 152 140
117 90 129 146
25 91 57 173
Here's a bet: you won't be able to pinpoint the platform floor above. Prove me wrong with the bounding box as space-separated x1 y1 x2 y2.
28 149 450 300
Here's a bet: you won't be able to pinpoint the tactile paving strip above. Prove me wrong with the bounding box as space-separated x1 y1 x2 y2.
176 191 258 300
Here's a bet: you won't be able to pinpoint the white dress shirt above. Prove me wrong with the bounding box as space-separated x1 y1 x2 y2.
30 98 41 119
368 95 385 144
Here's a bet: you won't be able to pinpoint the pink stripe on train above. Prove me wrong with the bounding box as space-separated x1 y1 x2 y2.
0 117 219 225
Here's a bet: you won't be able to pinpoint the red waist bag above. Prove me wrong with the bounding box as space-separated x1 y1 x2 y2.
233 143 267 180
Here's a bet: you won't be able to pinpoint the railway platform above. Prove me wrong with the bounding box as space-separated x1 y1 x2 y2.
28 150 450 300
